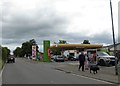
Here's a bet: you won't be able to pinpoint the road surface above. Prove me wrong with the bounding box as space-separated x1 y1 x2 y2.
2 58 115 84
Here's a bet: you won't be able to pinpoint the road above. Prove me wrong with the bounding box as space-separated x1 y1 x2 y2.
2 58 115 84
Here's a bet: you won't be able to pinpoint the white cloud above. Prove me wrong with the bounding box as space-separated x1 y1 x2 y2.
1 0 119 51
54 0 118 35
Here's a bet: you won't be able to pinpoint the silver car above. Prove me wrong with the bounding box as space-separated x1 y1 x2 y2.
97 52 116 66
54 55 65 62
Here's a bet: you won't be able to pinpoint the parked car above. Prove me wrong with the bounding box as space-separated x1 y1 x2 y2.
63 55 68 61
68 55 76 61
51 55 56 61
7 55 15 63
54 55 65 62
97 52 117 66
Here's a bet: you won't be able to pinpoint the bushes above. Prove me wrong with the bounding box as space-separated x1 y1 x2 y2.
1 47 10 69
0 46 2 70
0 58 2 70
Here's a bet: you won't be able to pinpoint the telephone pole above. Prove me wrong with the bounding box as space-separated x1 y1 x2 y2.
109 0 118 75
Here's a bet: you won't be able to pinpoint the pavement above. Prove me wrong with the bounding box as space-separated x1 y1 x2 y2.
54 61 120 85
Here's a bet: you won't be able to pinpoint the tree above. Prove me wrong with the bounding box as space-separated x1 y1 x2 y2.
21 41 32 57
13 47 22 57
58 40 67 44
83 40 90 44
51 40 68 55
0 45 2 58
2 47 10 65
14 39 39 57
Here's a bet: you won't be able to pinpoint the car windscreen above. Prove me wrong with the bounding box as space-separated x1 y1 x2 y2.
97 52 109 56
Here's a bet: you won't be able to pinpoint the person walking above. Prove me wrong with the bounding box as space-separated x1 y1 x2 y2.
85 53 89 70
78 52 85 71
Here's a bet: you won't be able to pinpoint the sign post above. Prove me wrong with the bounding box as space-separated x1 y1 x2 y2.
32 45 36 60
109 0 118 75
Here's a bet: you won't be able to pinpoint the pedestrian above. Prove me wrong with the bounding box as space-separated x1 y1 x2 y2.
85 53 89 70
89 54 94 63
93 53 96 62
78 52 85 71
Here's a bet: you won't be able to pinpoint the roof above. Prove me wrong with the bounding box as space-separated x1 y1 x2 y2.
103 42 120 48
50 44 103 49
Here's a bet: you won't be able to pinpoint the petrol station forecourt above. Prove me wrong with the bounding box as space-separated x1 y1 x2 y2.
43 40 103 62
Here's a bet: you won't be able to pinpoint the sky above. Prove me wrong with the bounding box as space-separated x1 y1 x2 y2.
1 0 120 52
118 1 120 43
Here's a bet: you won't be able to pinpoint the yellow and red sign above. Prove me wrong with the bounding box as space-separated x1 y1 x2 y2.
32 45 36 59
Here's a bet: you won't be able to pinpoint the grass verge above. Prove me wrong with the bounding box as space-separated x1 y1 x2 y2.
0 59 2 71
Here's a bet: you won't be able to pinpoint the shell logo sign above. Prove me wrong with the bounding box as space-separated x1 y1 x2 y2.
68 50 76 53
74 50 76 52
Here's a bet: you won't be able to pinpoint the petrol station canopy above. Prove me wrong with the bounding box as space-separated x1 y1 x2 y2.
50 44 103 50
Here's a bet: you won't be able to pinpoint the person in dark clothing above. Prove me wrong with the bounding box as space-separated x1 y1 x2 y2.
78 52 85 71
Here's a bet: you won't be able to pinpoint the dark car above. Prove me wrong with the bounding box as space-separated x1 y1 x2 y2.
7 55 15 63
68 55 76 61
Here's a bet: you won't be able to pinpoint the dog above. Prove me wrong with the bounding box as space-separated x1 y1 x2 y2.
90 64 100 74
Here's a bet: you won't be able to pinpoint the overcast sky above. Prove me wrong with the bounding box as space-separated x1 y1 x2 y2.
1 0 119 52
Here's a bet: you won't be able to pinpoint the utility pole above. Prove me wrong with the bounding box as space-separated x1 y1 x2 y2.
109 0 118 75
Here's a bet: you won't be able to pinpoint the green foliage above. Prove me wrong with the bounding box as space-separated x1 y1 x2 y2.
0 60 2 70
83 40 90 44
99 49 111 55
13 47 22 57
13 39 39 57
2 47 10 67
51 40 67 55
0 45 1 59
58 40 67 44
51 48 61 55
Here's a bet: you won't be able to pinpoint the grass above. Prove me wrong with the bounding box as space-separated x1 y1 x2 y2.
0 59 2 71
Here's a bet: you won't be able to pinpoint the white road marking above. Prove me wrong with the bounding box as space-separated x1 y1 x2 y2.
71 73 113 84
55 69 64 73
55 68 114 84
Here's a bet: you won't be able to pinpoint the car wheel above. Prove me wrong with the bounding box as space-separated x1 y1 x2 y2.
99 59 106 66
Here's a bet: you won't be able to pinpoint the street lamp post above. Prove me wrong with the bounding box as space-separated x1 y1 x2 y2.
109 0 118 75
